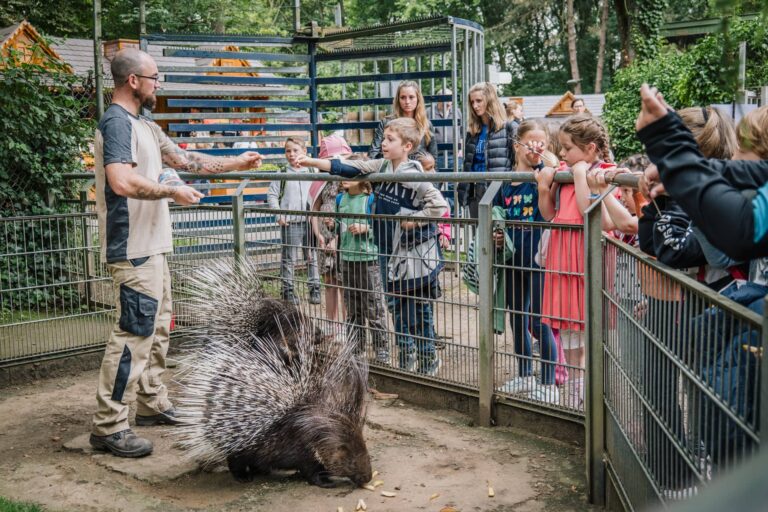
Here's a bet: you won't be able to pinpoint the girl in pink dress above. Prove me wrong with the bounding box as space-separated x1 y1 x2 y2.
535 114 623 408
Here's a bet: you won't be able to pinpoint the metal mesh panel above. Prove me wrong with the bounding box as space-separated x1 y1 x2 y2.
602 237 762 508
493 220 586 415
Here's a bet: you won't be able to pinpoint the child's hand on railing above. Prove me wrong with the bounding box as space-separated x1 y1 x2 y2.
493 229 505 248
400 220 417 230
348 223 368 235
534 166 556 191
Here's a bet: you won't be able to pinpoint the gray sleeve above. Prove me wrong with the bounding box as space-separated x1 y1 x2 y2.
406 180 448 219
267 180 281 209
100 114 135 166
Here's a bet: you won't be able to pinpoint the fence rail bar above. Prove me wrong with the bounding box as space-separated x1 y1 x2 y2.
316 94 451 108
62 172 641 187
158 65 307 73
144 33 295 45
163 48 311 62
315 70 451 85
166 99 312 109
163 75 311 86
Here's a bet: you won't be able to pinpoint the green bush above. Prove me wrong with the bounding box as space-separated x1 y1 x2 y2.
677 19 768 106
0 44 92 217
603 49 689 160
0 43 93 321
603 18 768 161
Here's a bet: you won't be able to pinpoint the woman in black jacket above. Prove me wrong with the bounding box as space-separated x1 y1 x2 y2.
368 80 438 168
458 82 516 217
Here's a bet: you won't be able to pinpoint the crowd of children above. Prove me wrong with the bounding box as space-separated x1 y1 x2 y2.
263 79 765 469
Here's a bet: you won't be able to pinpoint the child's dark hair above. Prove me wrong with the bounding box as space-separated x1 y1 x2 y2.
559 114 612 163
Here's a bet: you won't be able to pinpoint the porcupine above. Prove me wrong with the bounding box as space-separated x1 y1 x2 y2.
174 259 372 487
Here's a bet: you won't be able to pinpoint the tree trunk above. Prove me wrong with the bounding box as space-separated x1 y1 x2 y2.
614 0 634 65
594 0 610 92
214 1 226 34
566 0 582 94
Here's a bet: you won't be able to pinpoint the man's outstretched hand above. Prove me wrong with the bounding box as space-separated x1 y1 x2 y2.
635 84 672 132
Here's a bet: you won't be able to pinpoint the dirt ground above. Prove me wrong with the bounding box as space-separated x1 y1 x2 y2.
0 370 592 512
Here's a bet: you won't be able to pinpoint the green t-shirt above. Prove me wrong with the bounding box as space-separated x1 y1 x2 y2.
337 192 378 262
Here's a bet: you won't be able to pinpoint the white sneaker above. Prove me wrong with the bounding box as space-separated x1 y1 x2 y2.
662 485 698 500
528 383 560 405
497 375 536 394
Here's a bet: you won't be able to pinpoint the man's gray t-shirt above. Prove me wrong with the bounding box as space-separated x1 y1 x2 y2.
94 104 175 263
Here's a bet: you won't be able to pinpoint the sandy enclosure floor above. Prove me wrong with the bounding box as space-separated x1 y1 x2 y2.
0 370 592 512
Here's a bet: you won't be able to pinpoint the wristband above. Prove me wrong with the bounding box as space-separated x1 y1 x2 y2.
589 192 601 200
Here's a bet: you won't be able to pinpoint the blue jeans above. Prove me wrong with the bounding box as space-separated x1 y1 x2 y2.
379 255 437 361
504 261 556 385
393 294 436 360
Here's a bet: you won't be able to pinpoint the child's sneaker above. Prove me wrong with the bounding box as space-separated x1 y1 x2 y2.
497 375 536 394
419 356 442 377
528 383 560 405
398 350 418 372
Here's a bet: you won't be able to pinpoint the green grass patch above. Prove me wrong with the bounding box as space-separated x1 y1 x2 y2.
0 497 45 512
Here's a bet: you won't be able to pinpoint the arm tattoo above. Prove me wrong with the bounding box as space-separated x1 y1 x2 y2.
133 181 175 200
162 146 231 174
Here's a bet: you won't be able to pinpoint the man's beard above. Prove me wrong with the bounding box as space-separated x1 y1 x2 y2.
133 89 156 111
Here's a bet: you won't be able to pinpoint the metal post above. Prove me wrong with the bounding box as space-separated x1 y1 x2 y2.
308 41 318 156
232 181 248 263
139 0 146 35
294 0 301 32
477 181 501 428
761 298 768 448
79 190 93 310
93 0 104 120
450 25 461 272
585 197 606 506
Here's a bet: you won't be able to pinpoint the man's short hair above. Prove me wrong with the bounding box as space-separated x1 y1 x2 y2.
111 49 149 87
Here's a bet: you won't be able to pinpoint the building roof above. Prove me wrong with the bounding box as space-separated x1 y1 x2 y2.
1 20 66 68
502 93 605 118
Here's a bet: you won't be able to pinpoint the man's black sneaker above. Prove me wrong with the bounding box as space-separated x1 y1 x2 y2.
135 407 187 426
309 289 322 305
89 428 153 458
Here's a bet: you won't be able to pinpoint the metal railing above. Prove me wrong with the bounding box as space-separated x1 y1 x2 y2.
2 171 765 511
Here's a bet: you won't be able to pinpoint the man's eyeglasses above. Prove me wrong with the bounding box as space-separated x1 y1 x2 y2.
133 74 160 83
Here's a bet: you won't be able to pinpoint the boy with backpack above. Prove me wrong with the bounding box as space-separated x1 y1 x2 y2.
297 118 448 376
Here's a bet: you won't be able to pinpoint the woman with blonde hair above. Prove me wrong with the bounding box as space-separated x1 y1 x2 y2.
368 80 437 169
458 82 516 217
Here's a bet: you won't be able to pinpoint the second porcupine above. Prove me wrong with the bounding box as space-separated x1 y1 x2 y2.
174 259 372 487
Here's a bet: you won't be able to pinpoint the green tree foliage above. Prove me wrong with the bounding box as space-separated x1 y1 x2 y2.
677 18 768 106
602 48 689 159
0 48 90 215
603 17 768 160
